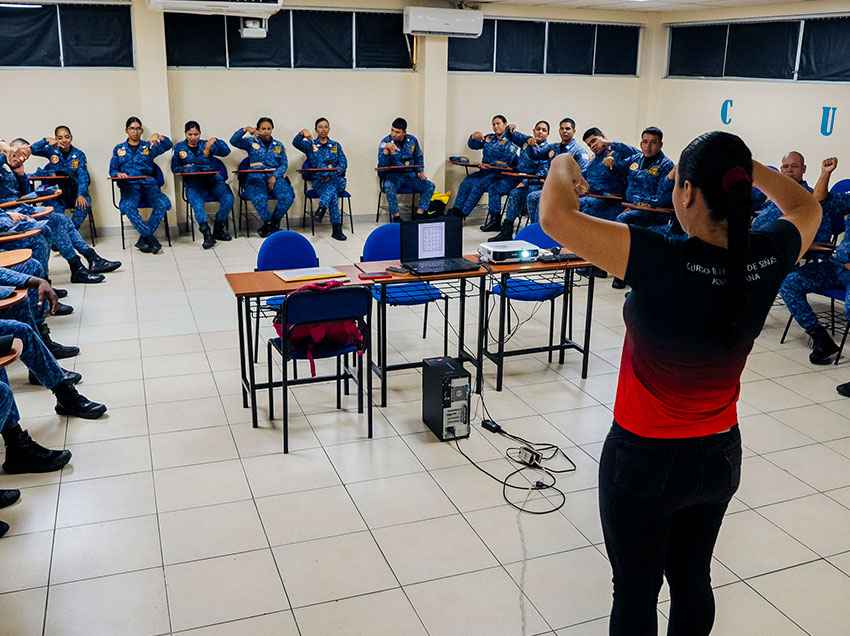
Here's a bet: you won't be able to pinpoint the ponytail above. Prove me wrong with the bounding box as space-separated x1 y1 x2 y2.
722 168 753 343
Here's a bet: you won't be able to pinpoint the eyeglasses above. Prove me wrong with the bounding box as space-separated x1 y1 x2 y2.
127 126 142 131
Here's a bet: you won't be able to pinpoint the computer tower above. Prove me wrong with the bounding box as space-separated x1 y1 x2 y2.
422 357 471 441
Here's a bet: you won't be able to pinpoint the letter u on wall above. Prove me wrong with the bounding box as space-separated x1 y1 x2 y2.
821 106 837 136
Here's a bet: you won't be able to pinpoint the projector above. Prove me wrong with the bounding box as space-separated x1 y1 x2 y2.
240 17 268 39
478 240 540 263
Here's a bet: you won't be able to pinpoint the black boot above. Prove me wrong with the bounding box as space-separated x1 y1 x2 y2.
213 221 232 242
1 424 71 474
52 381 107 420
135 236 152 253
257 222 272 238
316 206 327 223
0 520 7 537
837 382 850 398
331 223 347 241
68 256 105 284
808 325 840 365
0 489 20 508
200 223 215 250
272 217 283 232
28 368 81 386
54 302 74 317
490 219 514 242
612 278 627 289
147 236 162 255
53 288 68 299
84 250 121 274
480 216 501 232
38 323 79 360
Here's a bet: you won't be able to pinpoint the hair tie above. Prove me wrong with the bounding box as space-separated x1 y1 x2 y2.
722 166 752 193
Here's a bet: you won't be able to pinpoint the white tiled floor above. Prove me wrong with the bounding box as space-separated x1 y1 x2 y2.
1 215 850 634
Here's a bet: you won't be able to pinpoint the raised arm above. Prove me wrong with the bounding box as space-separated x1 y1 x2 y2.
210 139 230 158
149 135 173 158
30 138 54 158
292 131 312 155
753 161 821 260
813 157 837 203
540 154 631 279
230 128 252 151
467 133 485 151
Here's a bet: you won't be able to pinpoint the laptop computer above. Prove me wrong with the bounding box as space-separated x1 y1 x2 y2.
400 218 480 275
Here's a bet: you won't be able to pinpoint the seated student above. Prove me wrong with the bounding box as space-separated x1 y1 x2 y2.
30 125 93 230
579 127 631 220
172 121 233 250
0 375 72 538
377 117 435 222
2 139 119 282
447 115 517 229
490 120 551 241
609 127 675 225
780 157 850 365
753 152 814 232
293 118 349 241
110 116 173 254
230 117 294 238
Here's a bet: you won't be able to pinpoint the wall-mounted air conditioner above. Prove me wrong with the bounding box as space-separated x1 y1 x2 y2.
403 7 483 38
146 0 283 20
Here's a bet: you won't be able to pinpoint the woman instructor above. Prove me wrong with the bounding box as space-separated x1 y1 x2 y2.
540 131 820 635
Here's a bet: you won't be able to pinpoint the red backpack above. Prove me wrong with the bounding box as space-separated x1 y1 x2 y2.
272 279 365 376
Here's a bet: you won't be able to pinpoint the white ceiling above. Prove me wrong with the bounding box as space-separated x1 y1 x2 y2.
479 0 817 11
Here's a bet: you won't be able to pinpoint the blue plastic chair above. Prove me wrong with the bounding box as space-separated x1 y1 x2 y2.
361 223 449 357
114 163 172 250
252 231 319 362
781 286 849 365
375 171 418 222
301 179 354 235
831 179 850 195
486 223 567 362
236 156 290 236
267 285 373 453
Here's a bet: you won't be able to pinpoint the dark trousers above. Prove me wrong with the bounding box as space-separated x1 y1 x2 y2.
598 422 742 636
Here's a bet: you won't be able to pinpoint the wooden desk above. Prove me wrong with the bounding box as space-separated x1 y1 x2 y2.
0 338 23 369
808 242 834 255
375 165 422 173
0 190 62 209
0 229 41 245
586 193 623 202
0 290 28 312
234 169 274 175
28 175 66 182
298 167 338 174
109 175 148 181
449 157 478 176
0 249 32 268
621 202 675 214
500 171 545 181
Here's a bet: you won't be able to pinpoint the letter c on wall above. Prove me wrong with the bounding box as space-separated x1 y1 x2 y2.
720 99 733 125
821 106 837 137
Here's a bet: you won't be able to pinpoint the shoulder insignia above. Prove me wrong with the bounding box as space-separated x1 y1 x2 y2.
117 148 126 157
142 147 150 156
50 155 59 164
629 162 639 171
251 142 260 150
273 145 282 154
178 150 188 159
331 145 338 153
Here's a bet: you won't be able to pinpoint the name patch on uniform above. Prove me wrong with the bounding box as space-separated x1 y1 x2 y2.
179 150 188 159
50 155 59 164
251 142 260 150
331 146 337 154
629 162 639 171
117 148 126 157
70 159 79 169
273 146 282 154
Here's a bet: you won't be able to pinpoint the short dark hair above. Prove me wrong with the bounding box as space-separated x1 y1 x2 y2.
125 116 142 130
54 125 71 137
10 138 29 146
582 127 604 142
784 151 805 165
559 118 576 129
492 114 507 125
256 117 274 129
642 126 663 141
314 117 329 130
392 117 407 131
184 120 201 133
534 120 550 132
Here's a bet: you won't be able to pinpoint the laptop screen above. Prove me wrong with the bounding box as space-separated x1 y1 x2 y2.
400 218 463 263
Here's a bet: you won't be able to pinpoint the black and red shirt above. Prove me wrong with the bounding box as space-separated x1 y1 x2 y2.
614 220 801 438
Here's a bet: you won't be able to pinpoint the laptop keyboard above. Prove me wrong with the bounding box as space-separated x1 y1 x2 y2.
407 258 477 274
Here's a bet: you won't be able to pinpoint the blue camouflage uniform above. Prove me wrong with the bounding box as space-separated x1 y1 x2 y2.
611 143 675 228
578 145 631 221
377 133 435 217
292 132 348 224
109 137 173 238
780 208 850 333
229 129 294 224
171 138 233 227
0 260 48 328
0 377 16 433
503 130 548 223
30 139 92 228
524 138 595 224
752 181 813 234
452 132 517 217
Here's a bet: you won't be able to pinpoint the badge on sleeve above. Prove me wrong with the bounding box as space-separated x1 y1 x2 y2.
70 159 79 169
50 155 59 164
648 167 659 176
252 142 260 150
117 148 126 157
142 147 150 156
179 150 188 159
629 162 639 171
331 145 338 154
273 145 282 154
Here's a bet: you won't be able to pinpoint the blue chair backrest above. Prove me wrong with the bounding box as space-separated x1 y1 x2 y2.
832 179 850 195
237 157 251 188
256 230 319 271
283 286 371 327
361 223 401 262
153 163 165 187
516 223 560 250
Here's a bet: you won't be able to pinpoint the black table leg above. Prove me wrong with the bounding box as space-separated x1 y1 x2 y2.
380 284 388 407
496 273 508 391
244 297 258 427
458 278 466 358
581 273 595 379
237 297 248 408
559 270 570 365
476 275 486 393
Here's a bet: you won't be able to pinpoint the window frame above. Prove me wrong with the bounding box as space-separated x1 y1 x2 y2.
0 2 133 70
665 12 850 84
